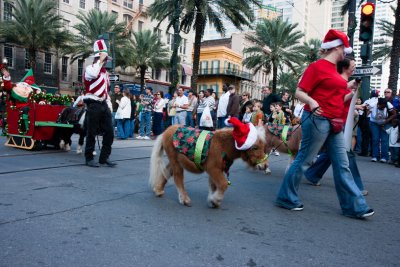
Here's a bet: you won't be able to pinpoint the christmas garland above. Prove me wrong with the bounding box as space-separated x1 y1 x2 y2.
30 93 73 106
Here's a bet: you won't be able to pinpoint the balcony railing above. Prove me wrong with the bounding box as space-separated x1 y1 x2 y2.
199 67 253 80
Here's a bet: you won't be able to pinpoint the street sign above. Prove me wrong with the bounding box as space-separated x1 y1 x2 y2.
353 65 382 76
109 74 120 82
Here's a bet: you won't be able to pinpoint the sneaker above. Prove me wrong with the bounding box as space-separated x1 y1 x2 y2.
380 159 387 163
274 151 280 156
361 190 368 196
307 180 321 186
290 205 304 211
360 209 374 218
143 136 151 140
371 158 377 162
136 136 144 140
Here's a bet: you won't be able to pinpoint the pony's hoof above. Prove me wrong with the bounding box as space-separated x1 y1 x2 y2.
93 151 97 156
59 140 65 150
65 144 71 151
77 146 83 154
208 200 220 209
154 190 164 197
179 195 192 207
265 168 272 175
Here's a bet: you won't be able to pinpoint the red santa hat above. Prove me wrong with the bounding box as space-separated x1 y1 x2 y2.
320 29 352 54
225 117 258 150
91 39 112 60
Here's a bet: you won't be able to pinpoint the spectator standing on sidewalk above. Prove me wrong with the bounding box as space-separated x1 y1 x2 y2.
216 84 230 128
386 118 400 166
262 86 281 118
173 87 189 125
111 85 123 134
138 87 154 140
226 85 240 119
186 90 197 127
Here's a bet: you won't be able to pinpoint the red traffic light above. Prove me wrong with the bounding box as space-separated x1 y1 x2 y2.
359 2 375 42
361 3 375 16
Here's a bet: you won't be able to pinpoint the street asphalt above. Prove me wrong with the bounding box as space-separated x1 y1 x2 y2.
0 134 399 267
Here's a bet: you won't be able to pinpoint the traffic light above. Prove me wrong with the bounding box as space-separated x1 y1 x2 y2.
359 2 375 42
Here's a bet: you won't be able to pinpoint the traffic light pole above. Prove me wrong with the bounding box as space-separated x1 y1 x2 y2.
360 0 375 101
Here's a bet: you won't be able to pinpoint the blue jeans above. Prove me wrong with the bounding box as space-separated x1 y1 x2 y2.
116 119 126 139
276 111 370 216
128 119 135 138
304 151 365 191
174 111 187 125
139 111 152 137
390 147 399 162
186 111 194 127
152 112 164 135
217 116 228 129
369 121 389 160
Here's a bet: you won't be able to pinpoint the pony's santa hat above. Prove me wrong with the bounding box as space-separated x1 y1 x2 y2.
90 39 112 60
320 29 352 54
225 117 258 150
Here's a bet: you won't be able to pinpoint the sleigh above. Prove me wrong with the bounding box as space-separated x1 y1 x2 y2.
5 102 73 150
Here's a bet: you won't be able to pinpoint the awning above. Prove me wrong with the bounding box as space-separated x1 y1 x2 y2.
181 64 193 76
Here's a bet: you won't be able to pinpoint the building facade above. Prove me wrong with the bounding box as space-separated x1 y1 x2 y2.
1 0 195 95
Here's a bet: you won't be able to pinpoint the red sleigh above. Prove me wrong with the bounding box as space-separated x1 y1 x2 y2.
5 101 73 150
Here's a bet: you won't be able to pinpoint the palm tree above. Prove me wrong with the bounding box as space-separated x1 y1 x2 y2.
387 1 400 91
372 17 394 62
128 30 169 93
68 9 130 67
243 18 304 93
148 0 183 93
301 38 322 65
148 0 261 91
0 0 69 71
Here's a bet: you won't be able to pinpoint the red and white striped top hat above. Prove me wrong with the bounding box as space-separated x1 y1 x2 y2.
91 39 112 59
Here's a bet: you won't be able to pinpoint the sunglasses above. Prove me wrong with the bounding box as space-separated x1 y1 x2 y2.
384 91 391 93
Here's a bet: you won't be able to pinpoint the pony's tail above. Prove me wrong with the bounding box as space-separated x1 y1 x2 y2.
149 134 168 192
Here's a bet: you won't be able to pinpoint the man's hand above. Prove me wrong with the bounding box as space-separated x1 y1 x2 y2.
1 68 10 79
99 52 108 64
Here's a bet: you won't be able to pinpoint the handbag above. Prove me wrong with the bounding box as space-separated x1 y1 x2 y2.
329 117 344 134
168 107 176 116
200 105 213 127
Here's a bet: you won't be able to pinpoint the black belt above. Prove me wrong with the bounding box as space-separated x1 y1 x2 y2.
84 99 106 105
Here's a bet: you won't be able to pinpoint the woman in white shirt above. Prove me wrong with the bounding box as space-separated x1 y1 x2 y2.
153 91 166 136
115 89 131 139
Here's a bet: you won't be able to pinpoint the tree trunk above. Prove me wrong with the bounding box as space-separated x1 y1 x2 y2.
272 63 278 94
29 47 36 74
190 11 205 92
140 66 146 94
170 0 182 95
388 0 400 92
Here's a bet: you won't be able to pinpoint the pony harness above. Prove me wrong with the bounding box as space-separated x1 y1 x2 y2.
172 127 214 170
267 123 295 156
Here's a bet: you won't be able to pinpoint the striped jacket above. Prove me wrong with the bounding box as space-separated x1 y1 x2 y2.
83 62 110 101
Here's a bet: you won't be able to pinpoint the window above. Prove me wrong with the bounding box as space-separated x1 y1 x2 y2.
167 33 173 50
179 38 187 54
63 19 70 29
181 74 187 85
62 57 68 81
123 14 133 25
4 2 12 21
165 70 170 82
138 21 144 32
25 50 31 69
123 0 133 9
211 84 219 95
153 28 162 37
78 60 84 82
200 61 208 74
152 68 161 80
44 53 52 74
211 60 220 74
3 45 14 68
112 11 118 17
63 0 70 3
95 0 100 10
79 0 85 9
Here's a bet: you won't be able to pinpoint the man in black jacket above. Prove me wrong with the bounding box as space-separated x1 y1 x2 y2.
262 86 281 117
